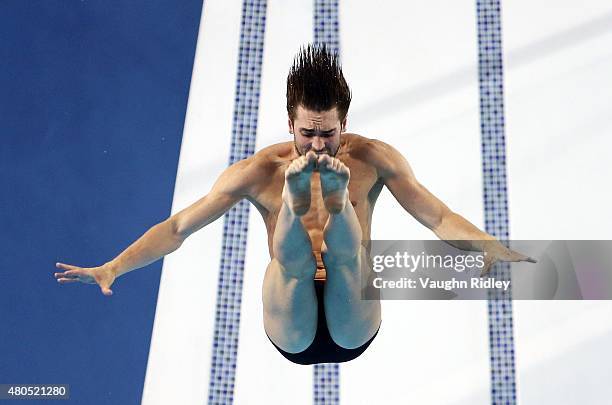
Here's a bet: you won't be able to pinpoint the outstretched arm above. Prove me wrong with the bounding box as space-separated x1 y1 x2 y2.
371 140 534 275
54 157 257 293
112 156 256 275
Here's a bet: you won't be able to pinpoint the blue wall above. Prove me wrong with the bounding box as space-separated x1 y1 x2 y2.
0 1 202 403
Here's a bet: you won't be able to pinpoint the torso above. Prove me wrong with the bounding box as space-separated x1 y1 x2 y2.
246 133 384 280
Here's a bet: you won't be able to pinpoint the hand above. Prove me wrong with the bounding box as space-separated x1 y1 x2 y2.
54 262 117 296
480 246 537 277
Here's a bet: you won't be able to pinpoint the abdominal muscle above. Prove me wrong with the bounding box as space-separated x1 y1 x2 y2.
313 250 327 280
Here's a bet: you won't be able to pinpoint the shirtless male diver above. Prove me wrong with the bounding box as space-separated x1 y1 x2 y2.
54 44 534 365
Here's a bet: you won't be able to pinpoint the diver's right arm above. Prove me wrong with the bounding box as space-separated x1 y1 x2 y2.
112 156 257 276
54 157 257 295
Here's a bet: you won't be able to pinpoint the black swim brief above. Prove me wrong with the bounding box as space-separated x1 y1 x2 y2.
266 278 381 365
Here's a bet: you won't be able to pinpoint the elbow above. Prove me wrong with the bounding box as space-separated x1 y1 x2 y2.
166 216 188 243
430 209 453 238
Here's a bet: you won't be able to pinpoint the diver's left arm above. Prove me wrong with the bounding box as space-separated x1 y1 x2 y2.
371 140 535 274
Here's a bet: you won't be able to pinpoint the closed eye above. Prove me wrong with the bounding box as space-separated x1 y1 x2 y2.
301 130 335 137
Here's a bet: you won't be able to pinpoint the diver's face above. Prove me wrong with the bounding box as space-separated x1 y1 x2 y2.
289 104 346 157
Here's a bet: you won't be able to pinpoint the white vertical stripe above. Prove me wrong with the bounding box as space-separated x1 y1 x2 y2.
232 1 314 404
340 1 490 404
142 1 243 404
502 1 612 403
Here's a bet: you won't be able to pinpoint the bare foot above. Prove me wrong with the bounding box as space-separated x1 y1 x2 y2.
283 151 318 216
318 154 350 214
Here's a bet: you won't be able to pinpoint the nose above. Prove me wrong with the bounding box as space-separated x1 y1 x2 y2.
311 136 325 152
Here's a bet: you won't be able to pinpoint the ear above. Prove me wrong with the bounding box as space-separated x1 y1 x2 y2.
341 116 347 132
288 117 294 134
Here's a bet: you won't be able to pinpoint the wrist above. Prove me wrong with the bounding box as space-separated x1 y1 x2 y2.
104 260 121 278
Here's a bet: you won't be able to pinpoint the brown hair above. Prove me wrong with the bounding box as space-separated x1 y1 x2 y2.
286 43 351 122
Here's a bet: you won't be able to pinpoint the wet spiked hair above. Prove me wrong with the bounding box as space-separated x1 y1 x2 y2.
286 43 351 122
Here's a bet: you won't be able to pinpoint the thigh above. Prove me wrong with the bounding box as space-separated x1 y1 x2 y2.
262 258 319 354
323 247 382 349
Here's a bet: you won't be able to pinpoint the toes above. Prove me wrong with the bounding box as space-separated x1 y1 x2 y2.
288 154 316 174
317 154 332 168
305 155 317 170
286 159 303 176
319 156 346 173
305 151 318 161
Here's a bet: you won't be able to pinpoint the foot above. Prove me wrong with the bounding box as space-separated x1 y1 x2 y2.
283 151 318 216
318 154 350 214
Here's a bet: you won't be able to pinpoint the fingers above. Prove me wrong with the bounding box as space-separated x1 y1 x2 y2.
100 286 113 296
513 255 537 263
54 269 83 279
53 264 94 284
57 278 80 284
55 270 84 284
480 254 496 277
506 250 538 263
479 248 537 277
480 262 492 277
55 263 85 278
54 262 114 295
55 262 78 271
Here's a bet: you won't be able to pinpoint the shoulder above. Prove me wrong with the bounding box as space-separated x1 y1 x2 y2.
231 142 290 168
222 141 291 194
342 133 404 178
249 141 294 170
342 133 396 158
